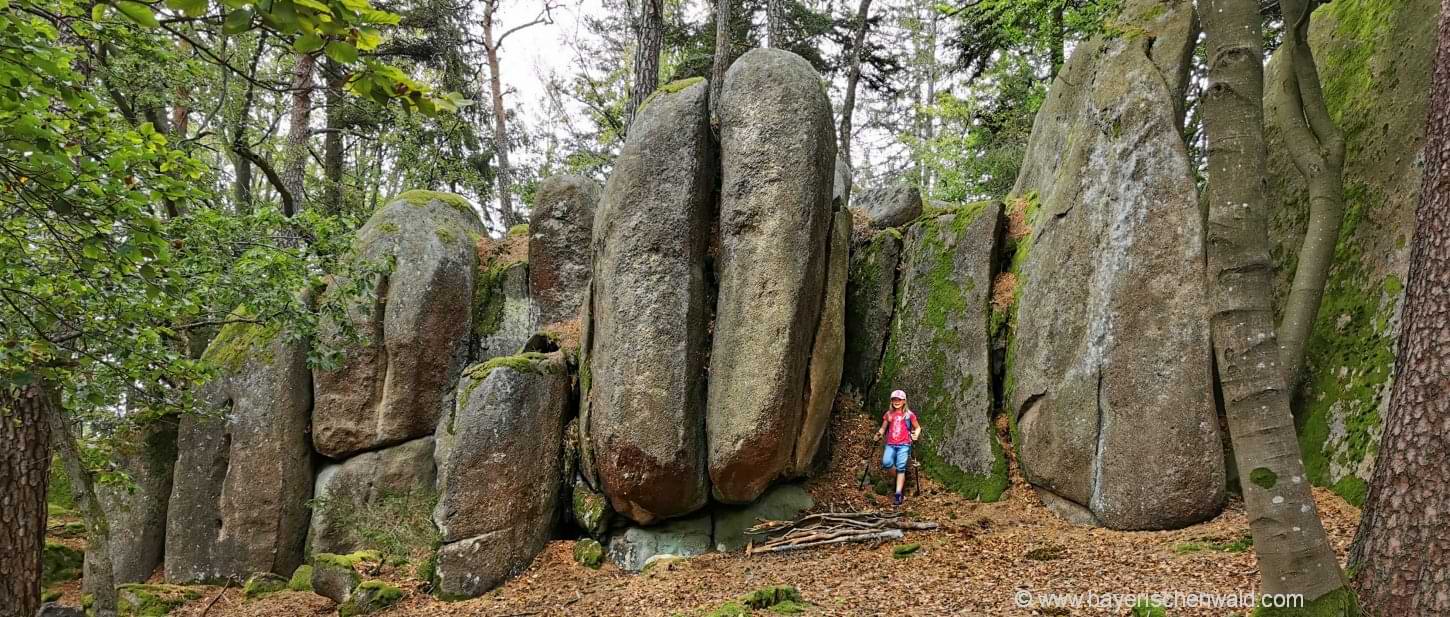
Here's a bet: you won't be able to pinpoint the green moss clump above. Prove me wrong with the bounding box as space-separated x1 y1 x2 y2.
769 600 808 614
47 456 75 512
200 310 280 372
892 543 921 558
338 580 404 617
392 189 476 220
473 259 526 339
42 542 84 585
572 484 611 537
1252 585 1358 617
243 572 288 599
702 601 749 617
740 586 803 609
1024 545 1065 561
507 223 530 237
287 565 314 592
573 538 604 570
638 76 706 113
116 583 202 616
313 550 383 569
1249 467 1279 490
1131 599 1168 617
435 226 458 244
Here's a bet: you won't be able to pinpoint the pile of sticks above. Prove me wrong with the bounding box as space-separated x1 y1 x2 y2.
744 511 938 556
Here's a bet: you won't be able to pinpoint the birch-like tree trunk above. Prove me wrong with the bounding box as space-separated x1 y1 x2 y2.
1200 0 1354 611
1349 2 1450 611
625 0 663 129
837 0 873 165
0 384 51 617
1273 0 1347 388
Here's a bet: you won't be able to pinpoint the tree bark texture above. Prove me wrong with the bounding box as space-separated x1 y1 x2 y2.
280 52 315 217
1273 0 1348 389
0 385 51 617
1349 2 1450 612
767 0 786 48
1200 0 1351 607
48 401 118 617
483 1 518 228
626 0 663 130
323 60 346 215
709 0 747 122
837 0 873 165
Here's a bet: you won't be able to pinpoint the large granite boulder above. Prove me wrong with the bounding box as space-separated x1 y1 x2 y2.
869 203 1006 501
98 417 177 583
843 229 903 394
1264 0 1436 505
789 211 850 475
307 437 437 555
312 191 483 459
1007 0 1224 530
857 183 922 229
166 322 312 582
709 49 836 504
433 352 569 599
475 255 532 363
585 77 714 524
528 175 599 328
606 512 713 572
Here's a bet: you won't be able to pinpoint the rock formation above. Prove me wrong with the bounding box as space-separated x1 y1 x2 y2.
585 77 714 524
709 48 836 504
97 418 177 584
843 229 903 394
857 183 923 229
790 211 850 475
1006 0 1225 529
433 352 570 599
166 322 312 582
474 246 532 363
528 175 599 328
307 437 437 555
312 191 482 459
870 202 1006 501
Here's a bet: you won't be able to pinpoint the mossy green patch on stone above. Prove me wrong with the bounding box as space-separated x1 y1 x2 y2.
42 542 83 585
41 587 61 603
1252 585 1358 617
1131 599 1168 617
242 572 288 599
1249 467 1279 490
200 310 281 372
638 76 705 114
572 484 611 537
473 259 526 339
338 580 404 617
892 543 921 558
313 550 383 569
573 538 604 570
507 223 530 237
287 564 314 592
116 583 202 617
392 189 476 220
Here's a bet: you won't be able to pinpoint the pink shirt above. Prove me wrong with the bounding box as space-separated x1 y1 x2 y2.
883 409 918 446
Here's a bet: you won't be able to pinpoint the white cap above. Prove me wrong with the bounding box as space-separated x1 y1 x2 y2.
890 390 907 400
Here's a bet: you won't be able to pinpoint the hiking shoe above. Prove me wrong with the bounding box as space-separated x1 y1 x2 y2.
893 493 903 506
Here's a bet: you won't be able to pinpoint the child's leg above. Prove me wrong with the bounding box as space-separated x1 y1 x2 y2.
894 446 911 496
881 444 894 470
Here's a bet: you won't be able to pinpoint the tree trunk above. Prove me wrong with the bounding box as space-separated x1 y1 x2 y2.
1049 4 1064 79
1199 0 1354 611
837 0 873 165
1273 0 1347 389
280 52 315 217
323 60 346 215
625 0 663 130
483 3 518 228
767 0 786 48
709 0 747 122
1349 2 1450 612
47 400 118 617
0 384 51 617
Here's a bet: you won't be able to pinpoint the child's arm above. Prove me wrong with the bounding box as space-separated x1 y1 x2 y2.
910 414 922 441
874 416 889 441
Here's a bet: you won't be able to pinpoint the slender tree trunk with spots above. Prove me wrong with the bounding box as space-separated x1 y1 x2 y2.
0 385 51 617
625 0 663 130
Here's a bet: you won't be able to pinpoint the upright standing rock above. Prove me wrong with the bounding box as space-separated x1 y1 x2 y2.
857 183 923 229
166 322 312 582
307 437 437 556
790 211 850 475
1008 0 1224 530
433 352 569 599
98 418 177 584
710 49 836 504
586 77 714 524
528 176 599 328
870 203 1005 501
312 191 483 459
834 157 853 209
843 229 903 394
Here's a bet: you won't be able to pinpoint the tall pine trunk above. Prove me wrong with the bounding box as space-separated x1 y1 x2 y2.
709 0 746 122
280 52 315 217
836 0 873 165
482 1 518 228
767 0 786 48
0 384 51 617
1349 2 1450 611
323 59 346 215
1199 0 1355 612
625 0 663 129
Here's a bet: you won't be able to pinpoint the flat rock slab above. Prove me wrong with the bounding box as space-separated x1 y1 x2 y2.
712 484 814 552
1008 0 1224 530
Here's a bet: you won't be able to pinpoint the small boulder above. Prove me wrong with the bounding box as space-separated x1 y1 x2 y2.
337 581 402 617
528 175 599 327
712 484 814 552
309 551 378 605
307 437 437 556
572 481 613 538
35 604 85 617
857 183 922 229
242 572 289 599
606 512 712 573
573 539 604 570
287 565 314 592
116 584 201 616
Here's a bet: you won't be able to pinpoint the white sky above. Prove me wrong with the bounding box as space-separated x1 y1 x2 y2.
494 0 609 133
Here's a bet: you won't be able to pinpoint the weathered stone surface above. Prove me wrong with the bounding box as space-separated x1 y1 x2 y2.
1264 0 1435 506
242 572 288 599
606 512 712 572
97 418 177 584
116 584 201 615
432 352 569 598
307 437 437 556
790 212 849 475
36 603 84 617
166 322 312 583
528 175 599 328
869 203 1005 501
572 481 612 538
586 78 714 524
710 48 836 504
1007 0 1224 530
312 191 483 459
339 580 402 616
310 552 369 605
834 157 852 209
843 229 903 394
857 183 922 229
474 258 532 363
712 484 814 552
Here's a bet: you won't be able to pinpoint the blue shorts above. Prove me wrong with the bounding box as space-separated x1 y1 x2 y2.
881 444 911 472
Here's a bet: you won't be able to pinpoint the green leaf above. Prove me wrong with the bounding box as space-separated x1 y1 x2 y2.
323 41 357 64
292 32 324 53
115 1 160 28
163 0 207 17
222 7 252 34
354 28 382 51
292 0 331 14
92 3 108 21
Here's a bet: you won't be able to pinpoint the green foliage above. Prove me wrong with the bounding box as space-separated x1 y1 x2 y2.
41 542 84 584
242 573 288 599
1132 598 1168 617
116 583 201 616
1252 586 1358 617
892 543 921 558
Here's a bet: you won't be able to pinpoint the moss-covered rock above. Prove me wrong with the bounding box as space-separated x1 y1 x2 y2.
892 543 921 558
310 551 377 604
573 538 604 570
116 584 201 616
287 564 314 592
42 542 83 585
242 572 288 599
337 580 403 617
572 482 612 538
844 228 904 394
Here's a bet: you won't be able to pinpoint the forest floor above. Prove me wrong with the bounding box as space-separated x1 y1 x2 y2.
48 410 1363 617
